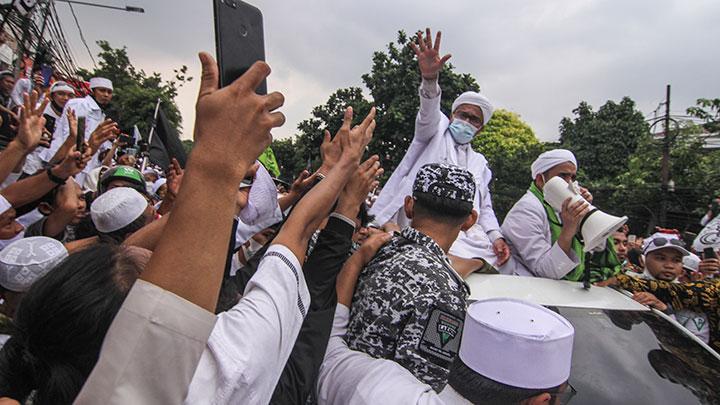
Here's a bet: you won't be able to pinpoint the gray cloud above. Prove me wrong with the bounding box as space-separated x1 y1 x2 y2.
54 0 720 141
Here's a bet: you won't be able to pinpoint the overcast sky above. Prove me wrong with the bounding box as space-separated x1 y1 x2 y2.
53 0 720 141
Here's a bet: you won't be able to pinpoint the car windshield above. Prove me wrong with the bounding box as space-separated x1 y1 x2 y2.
556 307 720 404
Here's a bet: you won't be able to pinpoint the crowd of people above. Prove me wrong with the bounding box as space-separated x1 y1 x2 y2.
0 28 715 404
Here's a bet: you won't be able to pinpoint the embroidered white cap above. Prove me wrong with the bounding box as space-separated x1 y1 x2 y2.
91 187 147 233
459 298 575 389
89 77 113 90
0 236 68 292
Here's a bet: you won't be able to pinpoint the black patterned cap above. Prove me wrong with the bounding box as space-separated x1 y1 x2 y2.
413 164 476 206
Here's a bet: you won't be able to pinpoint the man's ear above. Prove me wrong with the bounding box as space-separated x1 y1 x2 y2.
460 209 478 231
403 196 415 220
534 174 545 190
523 392 551 405
38 202 53 216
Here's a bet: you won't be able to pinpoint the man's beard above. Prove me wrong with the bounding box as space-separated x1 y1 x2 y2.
90 95 111 111
51 100 64 114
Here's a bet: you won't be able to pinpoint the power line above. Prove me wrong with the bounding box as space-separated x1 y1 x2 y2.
66 1 96 68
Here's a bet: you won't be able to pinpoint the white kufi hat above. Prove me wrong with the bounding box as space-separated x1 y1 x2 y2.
531 149 577 179
451 92 495 127
89 77 113 91
91 187 147 233
0 237 68 292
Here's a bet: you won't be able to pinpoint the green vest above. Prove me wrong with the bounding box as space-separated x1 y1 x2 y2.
528 182 622 282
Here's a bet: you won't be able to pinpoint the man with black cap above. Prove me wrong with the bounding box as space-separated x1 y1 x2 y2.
0 71 14 108
370 28 510 268
345 163 477 392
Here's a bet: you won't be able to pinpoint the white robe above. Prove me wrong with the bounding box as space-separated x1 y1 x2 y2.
369 79 502 263
500 190 580 278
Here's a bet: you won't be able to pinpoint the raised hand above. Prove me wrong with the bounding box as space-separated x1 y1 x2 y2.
289 169 316 196
337 155 383 218
408 28 452 80
88 118 119 153
15 90 50 152
53 144 93 178
194 52 285 176
166 157 185 198
319 129 342 175
335 106 376 166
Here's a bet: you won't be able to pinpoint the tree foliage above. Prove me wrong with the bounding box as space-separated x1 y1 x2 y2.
76 40 191 136
559 97 649 182
687 98 720 133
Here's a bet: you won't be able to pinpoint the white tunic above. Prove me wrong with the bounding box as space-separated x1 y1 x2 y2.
369 79 502 263
41 95 112 185
500 190 580 278
317 305 468 405
185 244 310 404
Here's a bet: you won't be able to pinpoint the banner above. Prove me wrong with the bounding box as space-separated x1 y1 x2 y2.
258 147 280 178
693 215 720 251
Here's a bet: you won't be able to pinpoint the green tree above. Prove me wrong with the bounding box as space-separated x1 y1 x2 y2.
276 30 479 180
687 98 720 133
472 109 542 220
559 97 649 182
76 40 191 136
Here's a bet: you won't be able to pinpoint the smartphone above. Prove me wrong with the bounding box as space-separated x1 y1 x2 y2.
76 116 86 153
213 0 266 94
704 247 717 260
628 234 636 244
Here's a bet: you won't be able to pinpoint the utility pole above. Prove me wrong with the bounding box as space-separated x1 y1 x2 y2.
659 84 671 226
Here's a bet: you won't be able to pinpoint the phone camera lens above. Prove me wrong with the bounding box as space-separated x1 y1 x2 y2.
228 0 238 8
239 24 248 37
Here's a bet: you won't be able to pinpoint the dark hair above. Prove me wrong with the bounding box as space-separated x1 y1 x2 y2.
447 357 562 405
627 248 643 268
414 194 472 226
0 244 142 404
97 214 148 245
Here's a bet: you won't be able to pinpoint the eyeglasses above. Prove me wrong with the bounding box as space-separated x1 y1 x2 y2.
549 383 577 405
646 237 685 252
453 110 484 128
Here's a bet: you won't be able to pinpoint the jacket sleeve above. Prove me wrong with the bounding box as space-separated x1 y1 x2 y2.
501 198 579 279
269 214 355 404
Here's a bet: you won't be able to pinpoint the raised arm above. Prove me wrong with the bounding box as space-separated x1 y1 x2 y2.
0 91 49 183
409 28 451 143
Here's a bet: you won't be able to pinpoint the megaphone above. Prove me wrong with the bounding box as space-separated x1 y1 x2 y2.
543 177 627 252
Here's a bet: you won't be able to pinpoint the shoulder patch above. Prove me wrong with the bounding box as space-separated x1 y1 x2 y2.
419 307 463 362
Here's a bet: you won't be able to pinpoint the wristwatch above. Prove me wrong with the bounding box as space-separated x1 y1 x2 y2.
46 167 68 185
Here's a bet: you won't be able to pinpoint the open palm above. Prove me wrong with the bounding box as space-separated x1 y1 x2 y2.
409 28 452 80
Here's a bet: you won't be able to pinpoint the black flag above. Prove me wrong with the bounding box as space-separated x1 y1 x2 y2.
149 107 187 170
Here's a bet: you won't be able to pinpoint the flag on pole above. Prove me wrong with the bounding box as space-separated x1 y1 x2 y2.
148 106 187 170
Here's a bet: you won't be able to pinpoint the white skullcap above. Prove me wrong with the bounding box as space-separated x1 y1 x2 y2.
451 92 494 127
143 168 159 176
50 81 75 94
89 77 113 90
239 163 279 226
0 237 68 292
531 149 577 179
82 166 107 193
151 178 167 196
91 187 147 233
683 253 700 272
0 195 11 215
459 298 574 389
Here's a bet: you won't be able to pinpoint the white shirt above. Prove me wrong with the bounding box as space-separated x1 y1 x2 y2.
500 190 580 278
369 79 502 262
318 305 469 405
41 95 111 184
185 244 310 404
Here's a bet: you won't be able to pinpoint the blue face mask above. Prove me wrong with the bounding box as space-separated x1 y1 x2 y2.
448 119 479 144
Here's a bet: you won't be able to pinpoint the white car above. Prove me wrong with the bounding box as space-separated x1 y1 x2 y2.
466 274 720 405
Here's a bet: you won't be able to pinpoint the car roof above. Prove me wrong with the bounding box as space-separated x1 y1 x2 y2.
466 274 649 311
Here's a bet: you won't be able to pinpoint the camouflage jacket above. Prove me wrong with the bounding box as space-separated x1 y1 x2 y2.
345 227 469 392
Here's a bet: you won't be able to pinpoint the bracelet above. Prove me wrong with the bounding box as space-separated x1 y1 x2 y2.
46 167 68 185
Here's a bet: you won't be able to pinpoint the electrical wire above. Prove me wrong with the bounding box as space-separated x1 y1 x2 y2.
66 1 95 68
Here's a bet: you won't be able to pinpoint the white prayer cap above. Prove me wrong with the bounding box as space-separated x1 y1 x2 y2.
151 178 167 196
643 232 689 256
89 77 113 90
0 195 11 215
50 81 75 94
91 187 147 233
459 298 574 389
451 92 495 127
143 168 159 176
531 149 577 179
683 253 700 272
0 237 68 292
82 166 107 193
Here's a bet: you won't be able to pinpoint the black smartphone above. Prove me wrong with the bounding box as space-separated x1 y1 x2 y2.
119 133 134 146
704 247 717 260
76 116 86 153
213 0 266 94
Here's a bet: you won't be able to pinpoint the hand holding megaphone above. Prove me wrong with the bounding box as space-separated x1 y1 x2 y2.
544 177 628 252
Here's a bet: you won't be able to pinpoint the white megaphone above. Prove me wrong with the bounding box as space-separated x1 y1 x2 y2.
543 176 627 252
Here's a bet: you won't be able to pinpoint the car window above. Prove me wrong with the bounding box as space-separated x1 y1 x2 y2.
556 307 719 404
